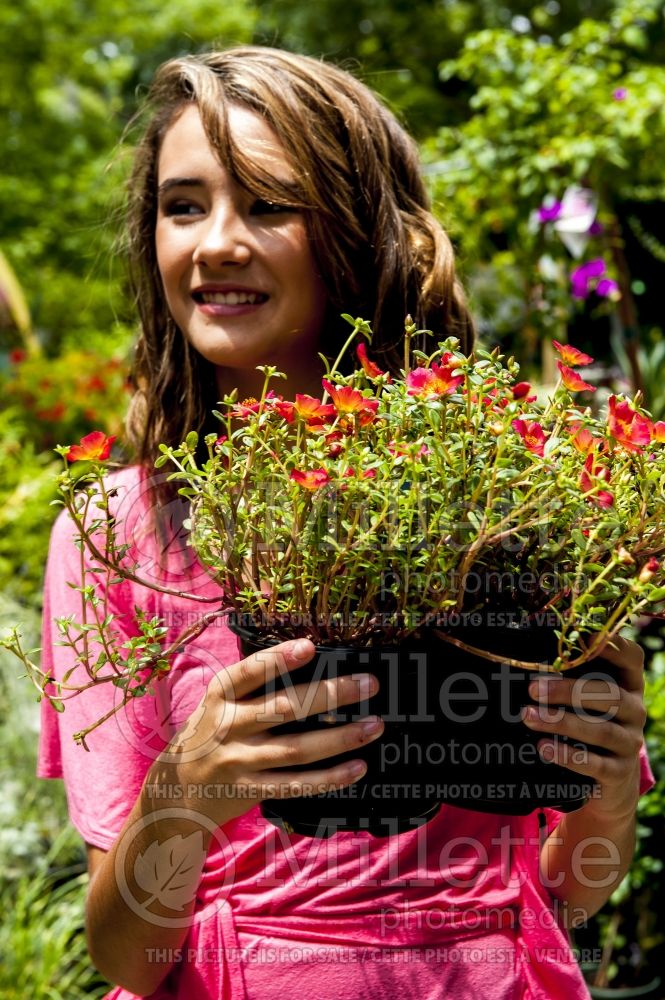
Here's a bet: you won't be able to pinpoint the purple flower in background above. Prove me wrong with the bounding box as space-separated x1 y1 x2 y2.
538 200 563 223
587 220 604 236
570 258 606 299
613 87 628 101
596 277 620 298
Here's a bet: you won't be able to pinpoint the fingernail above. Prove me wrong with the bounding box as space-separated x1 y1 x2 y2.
360 716 383 736
522 706 538 722
530 679 555 698
348 761 367 778
357 674 377 697
539 742 556 762
293 639 311 658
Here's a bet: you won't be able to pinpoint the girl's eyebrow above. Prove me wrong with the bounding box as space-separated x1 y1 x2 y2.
157 177 203 196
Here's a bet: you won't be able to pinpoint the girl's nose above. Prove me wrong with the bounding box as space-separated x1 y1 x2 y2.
192 206 252 268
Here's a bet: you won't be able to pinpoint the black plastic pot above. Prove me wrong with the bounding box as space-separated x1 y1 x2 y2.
231 619 612 838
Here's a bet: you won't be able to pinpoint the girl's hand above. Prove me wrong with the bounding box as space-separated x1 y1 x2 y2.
522 634 647 821
152 638 384 827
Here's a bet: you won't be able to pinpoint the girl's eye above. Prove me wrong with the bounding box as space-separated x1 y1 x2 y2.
250 199 296 216
163 200 203 217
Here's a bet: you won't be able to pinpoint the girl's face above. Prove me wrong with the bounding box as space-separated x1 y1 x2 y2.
155 104 327 393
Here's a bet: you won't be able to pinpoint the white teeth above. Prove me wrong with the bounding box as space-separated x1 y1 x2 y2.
199 291 263 305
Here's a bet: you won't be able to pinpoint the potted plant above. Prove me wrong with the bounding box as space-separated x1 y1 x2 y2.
5 317 665 837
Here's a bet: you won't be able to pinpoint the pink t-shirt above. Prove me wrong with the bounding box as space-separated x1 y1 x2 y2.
37 466 654 1000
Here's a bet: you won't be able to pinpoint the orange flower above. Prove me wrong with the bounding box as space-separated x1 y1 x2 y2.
356 343 387 379
552 341 594 367
406 359 464 398
568 424 596 454
512 419 548 457
607 396 652 452
275 395 336 426
289 468 331 490
66 431 116 463
557 362 596 393
322 379 379 422
652 421 665 444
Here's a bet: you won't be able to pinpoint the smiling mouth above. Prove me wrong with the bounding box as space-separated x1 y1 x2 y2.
193 291 269 306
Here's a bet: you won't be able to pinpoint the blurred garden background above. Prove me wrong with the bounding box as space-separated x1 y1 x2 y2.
1 0 665 995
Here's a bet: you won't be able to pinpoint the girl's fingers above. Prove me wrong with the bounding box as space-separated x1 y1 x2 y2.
580 634 645 694
528 676 625 721
247 715 385 769
522 701 643 757
241 672 379 734
210 639 317 702
253 758 371 800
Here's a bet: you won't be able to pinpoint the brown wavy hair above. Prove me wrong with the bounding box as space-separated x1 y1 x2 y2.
124 45 474 467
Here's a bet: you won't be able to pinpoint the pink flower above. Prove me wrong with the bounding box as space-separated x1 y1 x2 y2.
406 359 464 398
512 419 548 457
607 396 652 452
557 362 596 393
230 391 278 419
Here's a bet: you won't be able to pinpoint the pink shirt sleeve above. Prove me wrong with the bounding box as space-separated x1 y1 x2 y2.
37 504 157 850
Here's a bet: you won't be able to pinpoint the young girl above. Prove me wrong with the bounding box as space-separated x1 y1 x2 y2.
38 46 652 1000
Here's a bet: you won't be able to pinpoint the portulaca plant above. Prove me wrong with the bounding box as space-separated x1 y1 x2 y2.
3 317 665 742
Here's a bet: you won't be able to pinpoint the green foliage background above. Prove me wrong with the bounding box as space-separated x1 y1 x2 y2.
1 0 664 994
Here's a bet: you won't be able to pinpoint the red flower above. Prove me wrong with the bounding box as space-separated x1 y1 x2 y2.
66 431 116 463
512 382 532 400
9 349 26 365
607 396 652 452
557 362 596 393
639 557 660 583
342 468 377 479
579 452 613 507
356 343 387 379
86 375 107 393
406 359 464 398
512 419 548 457
322 379 379 422
289 467 331 490
552 341 594 367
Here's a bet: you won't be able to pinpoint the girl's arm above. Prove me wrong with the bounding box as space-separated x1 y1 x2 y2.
84 638 383 996
525 635 647 925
